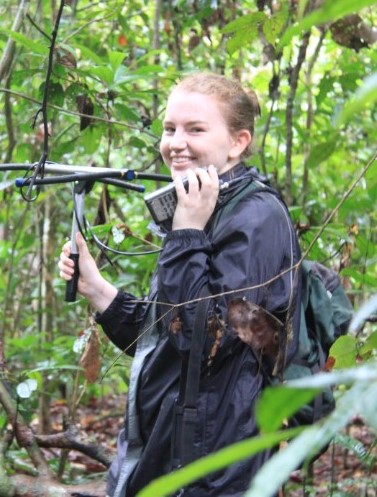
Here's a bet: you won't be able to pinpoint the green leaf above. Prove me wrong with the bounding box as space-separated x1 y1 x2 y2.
113 65 162 87
316 75 336 106
1 29 48 55
54 137 79 159
256 385 319 432
113 65 134 85
79 126 103 154
246 379 377 497
305 136 338 169
335 433 375 467
221 12 266 54
329 335 358 368
320 0 377 22
337 73 377 125
115 103 140 123
108 51 126 71
278 0 377 50
74 43 103 65
151 118 163 136
297 0 311 19
263 9 288 45
129 136 146 149
362 331 377 351
136 427 302 497
39 81 65 107
89 223 112 238
134 64 163 76
90 66 114 85
221 12 266 34
340 268 377 287
226 28 259 55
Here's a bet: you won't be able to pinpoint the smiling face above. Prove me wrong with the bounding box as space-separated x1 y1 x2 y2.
160 90 250 177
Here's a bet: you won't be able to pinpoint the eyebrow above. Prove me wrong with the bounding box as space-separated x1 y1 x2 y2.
163 120 208 126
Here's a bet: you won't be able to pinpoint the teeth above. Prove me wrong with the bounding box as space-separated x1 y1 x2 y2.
172 157 192 163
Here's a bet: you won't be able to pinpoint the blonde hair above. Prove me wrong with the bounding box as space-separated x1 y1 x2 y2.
172 72 260 158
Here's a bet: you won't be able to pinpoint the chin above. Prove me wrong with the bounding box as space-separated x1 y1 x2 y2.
172 165 193 176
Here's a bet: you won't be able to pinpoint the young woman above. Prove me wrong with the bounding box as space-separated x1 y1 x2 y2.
59 72 301 497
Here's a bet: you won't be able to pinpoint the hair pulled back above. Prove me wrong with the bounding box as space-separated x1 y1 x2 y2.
172 72 260 158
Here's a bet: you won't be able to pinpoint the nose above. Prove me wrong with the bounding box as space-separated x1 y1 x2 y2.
169 130 187 151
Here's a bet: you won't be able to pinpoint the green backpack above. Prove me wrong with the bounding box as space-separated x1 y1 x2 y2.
215 176 354 426
283 259 353 425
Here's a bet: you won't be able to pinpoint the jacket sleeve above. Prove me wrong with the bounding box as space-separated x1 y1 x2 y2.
157 190 301 358
95 290 149 354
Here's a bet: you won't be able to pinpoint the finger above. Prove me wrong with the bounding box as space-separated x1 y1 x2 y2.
173 174 187 199
186 168 200 192
195 166 218 189
76 231 89 254
195 167 209 186
58 259 74 279
207 164 219 186
62 240 72 257
195 167 219 199
59 269 73 281
59 251 73 267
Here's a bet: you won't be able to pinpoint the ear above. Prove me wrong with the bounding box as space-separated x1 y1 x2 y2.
229 129 252 159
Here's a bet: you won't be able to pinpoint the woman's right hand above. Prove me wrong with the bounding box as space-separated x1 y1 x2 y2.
172 165 219 231
58 232 117 313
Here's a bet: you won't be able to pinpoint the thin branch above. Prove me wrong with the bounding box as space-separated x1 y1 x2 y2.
302 29 326 204
259 64 281 180
4 76 16 163
61 10 116 43
300 148 377 262
26 0 65 199
0 204 30 369
0 0 31 82
168 0 183 70
39 2 65 156
26 13 52 42
285 31 311 206
151 0 163 176
152 0 162 119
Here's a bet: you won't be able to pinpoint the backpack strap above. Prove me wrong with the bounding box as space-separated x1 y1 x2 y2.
213 175 277 225
171 285 211 469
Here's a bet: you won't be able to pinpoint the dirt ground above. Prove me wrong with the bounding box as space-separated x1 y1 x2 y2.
283 420 377 497
40 396 377 496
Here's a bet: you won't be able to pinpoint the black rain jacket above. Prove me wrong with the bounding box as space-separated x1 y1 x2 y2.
96 163 302 497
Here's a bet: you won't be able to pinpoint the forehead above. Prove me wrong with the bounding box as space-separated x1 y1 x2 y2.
164 90 227 123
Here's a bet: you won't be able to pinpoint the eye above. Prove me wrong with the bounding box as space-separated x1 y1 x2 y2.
190 126 205 133
163 126 175 134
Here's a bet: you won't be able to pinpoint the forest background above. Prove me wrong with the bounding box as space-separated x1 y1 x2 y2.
0 0 376 496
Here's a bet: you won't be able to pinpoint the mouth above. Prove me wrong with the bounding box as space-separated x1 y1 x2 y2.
170 156 197 169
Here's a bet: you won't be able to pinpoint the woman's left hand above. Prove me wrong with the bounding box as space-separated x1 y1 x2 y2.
172 164 219 230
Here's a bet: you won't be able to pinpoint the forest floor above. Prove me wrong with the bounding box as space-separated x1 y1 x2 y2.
35 395 377 497
284 420 377 496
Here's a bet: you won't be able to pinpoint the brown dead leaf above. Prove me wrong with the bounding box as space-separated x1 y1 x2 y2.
80 328 101 383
